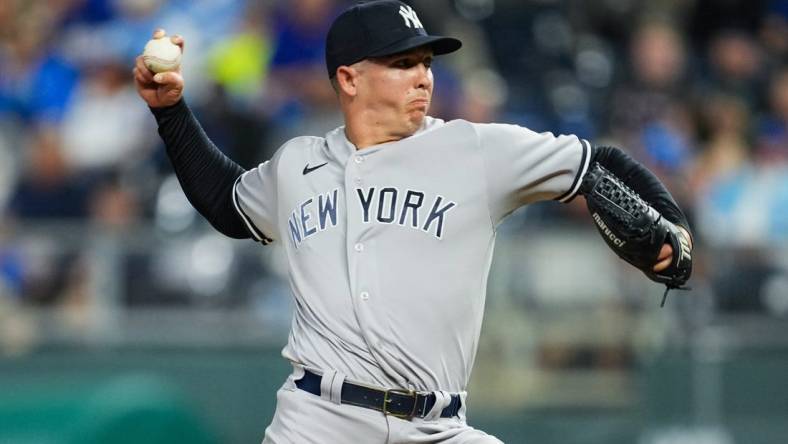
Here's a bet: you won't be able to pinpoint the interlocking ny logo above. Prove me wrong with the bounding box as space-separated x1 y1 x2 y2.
399 5 423 29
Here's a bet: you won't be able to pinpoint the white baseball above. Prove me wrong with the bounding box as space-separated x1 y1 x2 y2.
142 36 182 73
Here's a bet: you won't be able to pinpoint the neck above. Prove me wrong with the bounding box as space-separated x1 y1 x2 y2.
342 107 422 149
344 122 405 149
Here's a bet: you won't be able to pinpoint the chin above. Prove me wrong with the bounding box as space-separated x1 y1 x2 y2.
406 111 427 129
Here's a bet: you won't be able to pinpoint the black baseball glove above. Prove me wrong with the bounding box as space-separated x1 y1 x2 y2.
579 163 692 305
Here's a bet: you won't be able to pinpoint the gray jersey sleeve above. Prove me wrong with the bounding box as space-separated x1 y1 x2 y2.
475 123 591 223
232 156 279 245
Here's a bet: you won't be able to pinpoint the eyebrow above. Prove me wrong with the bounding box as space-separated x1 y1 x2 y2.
377 49 434 61
386 54 433 65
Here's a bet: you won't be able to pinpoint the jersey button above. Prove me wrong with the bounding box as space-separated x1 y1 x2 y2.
354 156 364 164
360 291 369 300
354 177 363 185
354 243 364 252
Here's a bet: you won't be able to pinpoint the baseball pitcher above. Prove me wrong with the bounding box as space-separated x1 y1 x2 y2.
133 1 692 442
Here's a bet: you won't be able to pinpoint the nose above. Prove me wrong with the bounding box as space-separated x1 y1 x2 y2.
415 62 432 90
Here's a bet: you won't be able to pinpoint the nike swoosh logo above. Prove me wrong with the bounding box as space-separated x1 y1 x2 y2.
302 162 328 175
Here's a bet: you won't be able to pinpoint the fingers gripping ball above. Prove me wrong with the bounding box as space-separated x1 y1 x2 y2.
143 36 181 73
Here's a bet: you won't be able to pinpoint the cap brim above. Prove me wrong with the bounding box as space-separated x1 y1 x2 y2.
367 35 462 58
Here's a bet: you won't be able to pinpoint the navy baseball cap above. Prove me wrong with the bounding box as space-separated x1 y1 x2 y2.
325 0 462 78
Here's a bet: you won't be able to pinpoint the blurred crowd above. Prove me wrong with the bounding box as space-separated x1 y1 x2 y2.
1 0 787 331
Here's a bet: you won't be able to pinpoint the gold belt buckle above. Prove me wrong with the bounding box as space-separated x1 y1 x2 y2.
383 388 418 419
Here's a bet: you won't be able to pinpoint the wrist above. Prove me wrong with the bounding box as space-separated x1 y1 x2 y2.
150 98 187 121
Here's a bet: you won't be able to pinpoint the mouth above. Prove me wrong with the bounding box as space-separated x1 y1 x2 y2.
409 98 430 108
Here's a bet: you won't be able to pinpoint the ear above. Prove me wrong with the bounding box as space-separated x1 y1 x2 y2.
336 66 358 96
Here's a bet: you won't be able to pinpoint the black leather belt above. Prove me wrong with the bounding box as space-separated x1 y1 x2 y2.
295 369 462 420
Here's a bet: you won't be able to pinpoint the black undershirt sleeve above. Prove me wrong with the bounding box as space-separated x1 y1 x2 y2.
590 145 690 232
150 99 251 239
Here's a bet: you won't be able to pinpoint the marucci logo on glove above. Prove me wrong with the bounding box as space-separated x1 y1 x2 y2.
592 212 626 247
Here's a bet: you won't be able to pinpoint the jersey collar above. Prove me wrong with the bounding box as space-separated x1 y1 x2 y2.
324 117 441 165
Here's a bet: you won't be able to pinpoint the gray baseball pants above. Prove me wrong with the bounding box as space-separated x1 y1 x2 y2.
261 370 503 444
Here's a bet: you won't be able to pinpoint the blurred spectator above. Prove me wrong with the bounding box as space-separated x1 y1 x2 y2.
0 125 16 210
265 0 341 139
269 0 333 71
692 93 752 196
59 59 157 175
200 2 274 168
712 247 780 313
0 4 80 124
89 177 141 229
206 4 272 103
755 67 788 162
689 0 767 49
703 30 767 110
0 295 36 356
456 68 507 124
7 127 91 220
696 162 788 245
59 0 118 26
759 0 788 62
0 222 24 301
608 19 695 180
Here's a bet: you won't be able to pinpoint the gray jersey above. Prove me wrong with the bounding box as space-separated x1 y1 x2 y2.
234 117 590 392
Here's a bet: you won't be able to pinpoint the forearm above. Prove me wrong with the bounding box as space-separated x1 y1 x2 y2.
150 99 251 239
590 145 690 233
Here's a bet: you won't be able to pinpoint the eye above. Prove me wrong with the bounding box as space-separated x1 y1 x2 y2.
393 59 413 68
390 56 432 69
